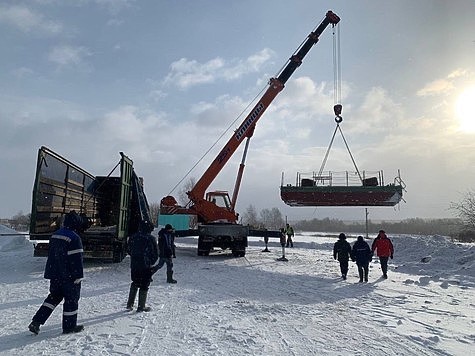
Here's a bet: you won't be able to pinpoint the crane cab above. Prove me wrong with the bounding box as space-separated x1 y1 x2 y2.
206 191 232 210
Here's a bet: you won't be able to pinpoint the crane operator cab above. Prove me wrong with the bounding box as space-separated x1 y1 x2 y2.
207 191 232 210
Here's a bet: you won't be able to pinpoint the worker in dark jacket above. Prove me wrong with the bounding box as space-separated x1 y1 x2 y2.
151 224 177 284
126 220 159 312
351 235 372 282
29 210 87 335
371 230 394 279
333 233 352 280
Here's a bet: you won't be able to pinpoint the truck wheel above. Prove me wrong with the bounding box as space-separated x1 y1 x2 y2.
113 243 125 263
232 248 246 257
112 250 122 263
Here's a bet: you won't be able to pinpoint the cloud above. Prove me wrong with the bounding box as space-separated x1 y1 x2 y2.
416 69 471 97
348 87 402 135
100 105 167 141
164 57 224 89
92 0 136 15
222 48 275 80
0 4 62 35
190 95 246 126
417 79 454 97
48 45 92 68
149 89 167 102
448 69 467 79
32 0 135 14
163 49 275 90
11 67 34 78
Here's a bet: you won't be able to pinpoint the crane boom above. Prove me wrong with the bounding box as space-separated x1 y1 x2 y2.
160 11 340 257
187 11 340 218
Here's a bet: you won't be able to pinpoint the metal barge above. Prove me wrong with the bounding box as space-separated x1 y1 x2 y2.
280 170 405 207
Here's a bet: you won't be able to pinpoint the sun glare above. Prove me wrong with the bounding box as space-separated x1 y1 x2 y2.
455 86 475 132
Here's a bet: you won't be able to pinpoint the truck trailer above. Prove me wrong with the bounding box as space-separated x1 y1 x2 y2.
29 146 152 262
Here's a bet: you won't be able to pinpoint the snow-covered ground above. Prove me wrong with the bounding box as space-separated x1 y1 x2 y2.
0 225 474 356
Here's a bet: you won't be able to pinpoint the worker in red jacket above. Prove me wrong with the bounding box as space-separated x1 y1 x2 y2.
371 230 394 279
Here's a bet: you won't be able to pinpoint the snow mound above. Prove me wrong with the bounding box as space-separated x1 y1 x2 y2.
0 224 30 252
391 234 474 279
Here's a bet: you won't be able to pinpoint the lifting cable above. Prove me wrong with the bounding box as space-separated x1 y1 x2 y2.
316 22 362 184
168 21 328 197
166 85 267 197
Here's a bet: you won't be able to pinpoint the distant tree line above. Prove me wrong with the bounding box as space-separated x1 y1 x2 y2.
240 205 285 229
293 217 461 237
450 189 475 242
4 211 31 231
240 206 459 237
239 204 473 242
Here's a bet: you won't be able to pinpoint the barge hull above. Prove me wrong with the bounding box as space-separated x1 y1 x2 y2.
280 185 403 207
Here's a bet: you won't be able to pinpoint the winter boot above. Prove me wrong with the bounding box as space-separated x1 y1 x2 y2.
28 321 41 335
167 271 177 284
63 325 84 334
358 269 363 283
136 289 151 312
364 269 369 282
126 283 138 311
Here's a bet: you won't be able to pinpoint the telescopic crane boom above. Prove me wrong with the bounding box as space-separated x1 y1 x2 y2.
160 11 340 257
187 10 340 222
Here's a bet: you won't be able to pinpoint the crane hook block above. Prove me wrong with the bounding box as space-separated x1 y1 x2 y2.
333 104 342 116
333 104 343 123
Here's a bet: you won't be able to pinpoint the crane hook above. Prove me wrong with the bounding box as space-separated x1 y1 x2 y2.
334 104 343 123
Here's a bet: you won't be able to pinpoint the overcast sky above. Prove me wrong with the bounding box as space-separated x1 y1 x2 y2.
1 0 474 222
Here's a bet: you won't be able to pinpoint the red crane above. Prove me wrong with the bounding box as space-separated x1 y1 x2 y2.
161 11 340 256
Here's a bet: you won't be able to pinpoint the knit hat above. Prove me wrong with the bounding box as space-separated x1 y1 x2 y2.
139 220 153 233
63 211 83 231
338 233 346 240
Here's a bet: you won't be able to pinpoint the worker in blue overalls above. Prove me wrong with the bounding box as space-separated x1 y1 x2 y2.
29 211 87 335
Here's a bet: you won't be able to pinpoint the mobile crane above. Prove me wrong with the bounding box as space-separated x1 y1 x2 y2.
160 10 340 256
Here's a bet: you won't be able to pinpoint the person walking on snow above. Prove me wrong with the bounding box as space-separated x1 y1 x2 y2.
29 211 87 335
285 223 294 248
126 220 159 312
371 230 394 279
333 233 352 280
151 224 177 284
351 235 372 282
277 227 288 261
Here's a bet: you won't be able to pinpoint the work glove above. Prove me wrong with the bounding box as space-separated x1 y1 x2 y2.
150 265 159 274
74 278 83 284
390 254 393 259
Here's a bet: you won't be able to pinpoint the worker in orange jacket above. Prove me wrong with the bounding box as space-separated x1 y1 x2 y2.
371 230 394 279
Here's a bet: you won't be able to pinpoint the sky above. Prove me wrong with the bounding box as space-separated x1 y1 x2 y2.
1 0 475 222
1 224 474 355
